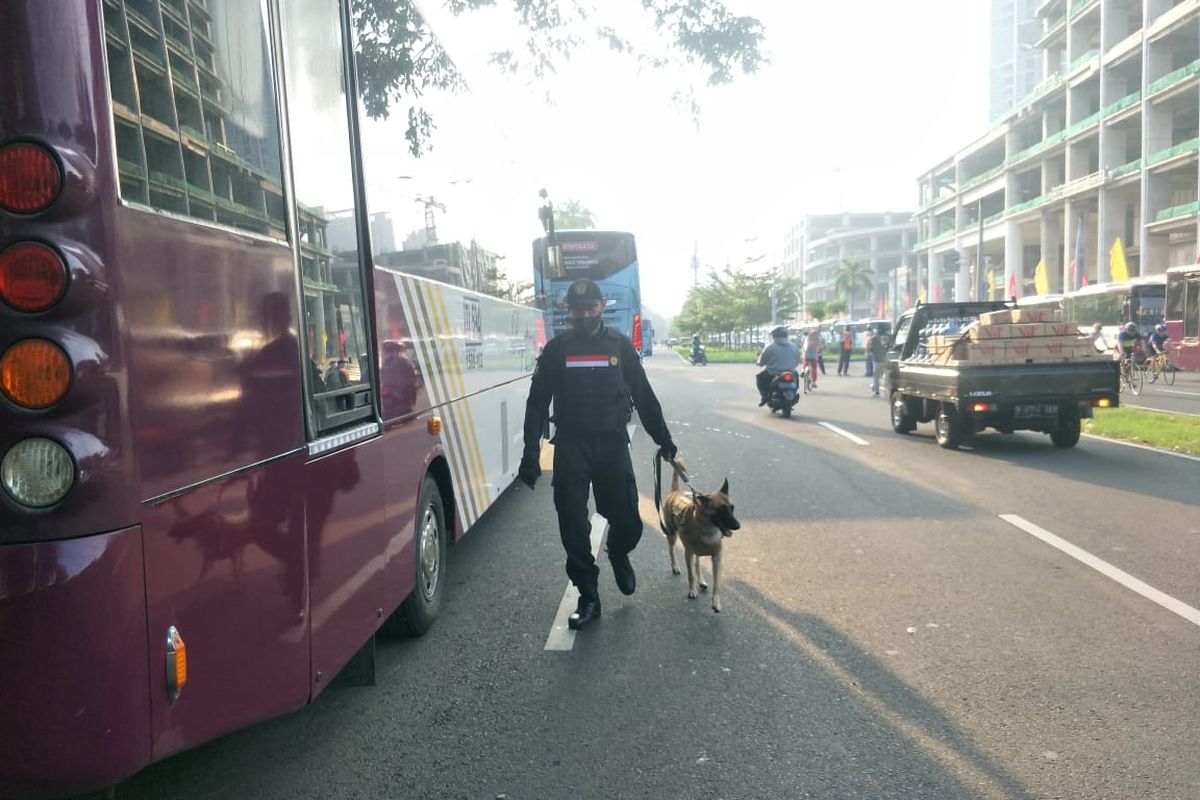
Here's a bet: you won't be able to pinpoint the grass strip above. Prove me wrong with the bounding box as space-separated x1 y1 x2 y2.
1084 406 1200 456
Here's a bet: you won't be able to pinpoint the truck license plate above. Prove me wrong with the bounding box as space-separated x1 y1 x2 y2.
1015 403 1058 419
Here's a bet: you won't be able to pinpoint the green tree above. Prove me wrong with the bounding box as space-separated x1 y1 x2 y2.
553 199 597 229
352 0 766 156
827 299 848 316
805 300 828 322
834 257 873 318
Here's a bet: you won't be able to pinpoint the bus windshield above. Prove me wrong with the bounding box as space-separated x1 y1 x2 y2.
533 230 642 348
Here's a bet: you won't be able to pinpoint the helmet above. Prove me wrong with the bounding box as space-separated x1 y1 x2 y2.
1124 322 1137 332
770 325 788 339
1156 323 1167 333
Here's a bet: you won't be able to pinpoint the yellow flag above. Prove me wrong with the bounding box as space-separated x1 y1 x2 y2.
1110 238 1130 283
918 286 927 304
1034 259 1050 295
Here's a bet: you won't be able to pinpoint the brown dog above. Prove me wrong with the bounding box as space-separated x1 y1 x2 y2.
658 461 741 612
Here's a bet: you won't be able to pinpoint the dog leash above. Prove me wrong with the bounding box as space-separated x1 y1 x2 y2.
653 451 695 513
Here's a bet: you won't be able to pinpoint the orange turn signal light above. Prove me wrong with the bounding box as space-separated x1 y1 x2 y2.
971 402 993 413
427 415 443 436
1 339 71 409
1096 398 1112 408
166 626 188 705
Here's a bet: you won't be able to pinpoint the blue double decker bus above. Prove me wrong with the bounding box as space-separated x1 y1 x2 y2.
532 230 644 353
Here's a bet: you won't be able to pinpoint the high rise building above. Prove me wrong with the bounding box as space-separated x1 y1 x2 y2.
915 0 1198 302
990 0 1044 123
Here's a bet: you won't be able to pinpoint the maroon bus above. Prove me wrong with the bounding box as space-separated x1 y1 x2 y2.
0 1 539 796
1164 264 1200 371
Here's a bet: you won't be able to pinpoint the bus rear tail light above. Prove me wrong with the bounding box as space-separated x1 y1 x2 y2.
166 626 188 705
0 242 68 312
1 437 75 508
0 142 62 214
1 339 72 408
632 313 643 353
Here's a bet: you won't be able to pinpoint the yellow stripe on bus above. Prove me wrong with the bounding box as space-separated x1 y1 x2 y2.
421 282 490 516
399 276 479 527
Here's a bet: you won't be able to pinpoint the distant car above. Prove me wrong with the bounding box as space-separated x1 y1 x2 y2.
666 337 679 346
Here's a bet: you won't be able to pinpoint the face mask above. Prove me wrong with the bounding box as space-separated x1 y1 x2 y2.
572 315 602 336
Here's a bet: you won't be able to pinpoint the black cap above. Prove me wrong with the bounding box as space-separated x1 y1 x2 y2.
566 278 604 307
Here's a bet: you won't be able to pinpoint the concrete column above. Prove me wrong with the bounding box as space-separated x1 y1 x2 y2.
928 251 942 303
1004 221 1024 300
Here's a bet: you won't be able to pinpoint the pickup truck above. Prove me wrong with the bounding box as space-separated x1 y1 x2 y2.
884 302 1120 449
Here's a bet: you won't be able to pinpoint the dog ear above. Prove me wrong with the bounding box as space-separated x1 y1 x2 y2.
695 491 710 505
719 477 729 495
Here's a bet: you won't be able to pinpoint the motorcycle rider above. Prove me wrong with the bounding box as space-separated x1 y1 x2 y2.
690 333 705 364
756 325 801 406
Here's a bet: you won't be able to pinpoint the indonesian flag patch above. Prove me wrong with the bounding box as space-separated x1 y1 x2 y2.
566 354 614 368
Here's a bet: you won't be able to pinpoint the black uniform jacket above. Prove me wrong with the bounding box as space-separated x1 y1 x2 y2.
523 325 671 453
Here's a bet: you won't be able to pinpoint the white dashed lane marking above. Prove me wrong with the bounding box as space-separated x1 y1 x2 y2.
1000 514 1200 627
818 421 869 446
544 514 608 651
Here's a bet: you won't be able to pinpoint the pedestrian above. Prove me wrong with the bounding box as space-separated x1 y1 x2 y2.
519 278 676 631
864 327 876 377
869 332 888 397
837 328 853 375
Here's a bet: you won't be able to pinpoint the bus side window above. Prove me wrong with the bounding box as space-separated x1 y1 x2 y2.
280 0 375 436
1186 278 1200 340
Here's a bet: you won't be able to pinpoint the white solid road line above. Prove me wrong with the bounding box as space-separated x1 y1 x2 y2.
1081 433 1200 463
1157 388 1200 397
818 421 869 446
1000 514 1200 628
544 513 608 651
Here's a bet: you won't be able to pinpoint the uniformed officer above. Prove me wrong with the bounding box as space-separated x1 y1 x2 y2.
519 278 676 630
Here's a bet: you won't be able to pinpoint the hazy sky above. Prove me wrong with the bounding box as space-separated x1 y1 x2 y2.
360 0 993 318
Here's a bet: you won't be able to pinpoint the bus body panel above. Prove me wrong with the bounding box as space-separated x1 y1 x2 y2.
141 455 310 761
0 0 141 543
0 526 151 797
1165 265 1200 371
121 209 305 504
306 439 388 698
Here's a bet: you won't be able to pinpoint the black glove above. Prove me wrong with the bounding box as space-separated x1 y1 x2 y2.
517 453 541 489
658 440 677 462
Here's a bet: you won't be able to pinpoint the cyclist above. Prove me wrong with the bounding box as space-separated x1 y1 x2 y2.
1146 324 1170 357
1115 322 1142 367
802 328 823 389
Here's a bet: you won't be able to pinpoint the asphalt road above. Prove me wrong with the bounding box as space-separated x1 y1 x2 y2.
113 357 1200 800
1120 368 1200 416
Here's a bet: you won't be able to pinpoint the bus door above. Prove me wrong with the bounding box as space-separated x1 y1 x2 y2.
279 0 390 695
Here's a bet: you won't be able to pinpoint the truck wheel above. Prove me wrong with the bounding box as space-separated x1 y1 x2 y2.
934 403 961 449
382 476 446 637
890 392 915 434
1050 415 1081 448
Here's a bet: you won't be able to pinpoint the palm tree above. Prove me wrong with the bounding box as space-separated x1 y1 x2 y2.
834 257 874 318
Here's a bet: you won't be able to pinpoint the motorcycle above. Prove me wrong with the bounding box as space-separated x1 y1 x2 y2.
766 370 799 418
689 345 708 366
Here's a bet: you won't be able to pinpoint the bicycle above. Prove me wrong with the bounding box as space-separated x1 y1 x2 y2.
1143 352 1176 386
800 363 814 394
1118 356 1143 395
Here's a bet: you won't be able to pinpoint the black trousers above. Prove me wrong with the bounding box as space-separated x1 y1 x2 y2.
552 434 643 594
837 350 851 374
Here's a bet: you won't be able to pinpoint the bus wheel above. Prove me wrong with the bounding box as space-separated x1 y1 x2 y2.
384 476 446 637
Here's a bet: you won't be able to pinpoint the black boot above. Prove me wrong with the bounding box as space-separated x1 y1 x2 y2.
568 591 601 630
609 550 636 595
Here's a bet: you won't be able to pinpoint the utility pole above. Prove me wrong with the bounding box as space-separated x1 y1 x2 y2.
691 241 700 286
